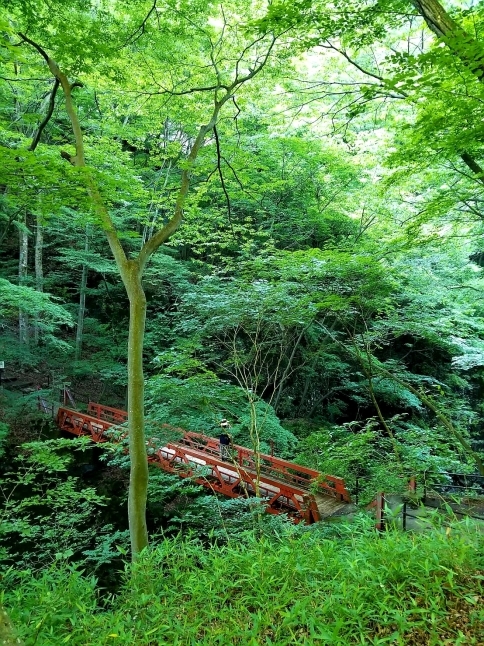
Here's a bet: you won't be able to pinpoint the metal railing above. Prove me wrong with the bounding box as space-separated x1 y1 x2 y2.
354 471 484 505
420 471 484 501
371 490 484 533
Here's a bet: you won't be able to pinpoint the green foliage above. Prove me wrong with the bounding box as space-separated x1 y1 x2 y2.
0 438 125 569
0 422 8 458
2 0 484 603
145 469 295 543
295 412 478 504
4 525 483 645
4 563 99 644
171 131 361 263
163 493 294 543
0 279 72 330
146 373 297 455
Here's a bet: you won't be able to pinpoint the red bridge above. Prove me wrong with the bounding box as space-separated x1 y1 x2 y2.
56 403 352 524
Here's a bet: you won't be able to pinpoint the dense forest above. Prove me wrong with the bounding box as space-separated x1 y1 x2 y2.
1 0 484 644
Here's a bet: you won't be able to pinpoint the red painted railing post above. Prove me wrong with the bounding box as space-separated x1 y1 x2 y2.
408 476 416 494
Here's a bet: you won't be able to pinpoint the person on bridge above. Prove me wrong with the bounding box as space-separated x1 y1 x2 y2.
219 419 231 460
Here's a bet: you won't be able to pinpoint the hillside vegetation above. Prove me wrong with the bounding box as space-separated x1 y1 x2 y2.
1 0 484 643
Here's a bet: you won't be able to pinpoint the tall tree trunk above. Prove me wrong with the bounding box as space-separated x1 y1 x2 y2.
411 0 484 79
33 212 44 345
124 263 149 555
410 2 484 469
18 211 29 346
75 226 89 360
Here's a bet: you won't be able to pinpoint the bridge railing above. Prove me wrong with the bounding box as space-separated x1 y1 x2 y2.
58 403 351 504
57 407 113 440
87 401 128 424
175 429 350 501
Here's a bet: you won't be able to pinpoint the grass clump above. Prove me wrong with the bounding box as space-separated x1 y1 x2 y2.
4 520 484 645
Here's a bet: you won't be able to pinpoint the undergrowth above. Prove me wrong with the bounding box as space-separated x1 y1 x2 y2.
3 519 484 645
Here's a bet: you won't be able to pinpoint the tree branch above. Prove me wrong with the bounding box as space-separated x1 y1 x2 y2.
29 77 59 151
152 84 229 97
213 124 236 236
376 364 484 476
321 37 484 186
138 34 278 268
460 152 484 186
19 33 128 273
411 0 484 79
123 0 158 46
137 109 220 270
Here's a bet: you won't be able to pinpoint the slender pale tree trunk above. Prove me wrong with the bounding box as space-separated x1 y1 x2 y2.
248 398 261 497
18 211 29 346
75 225 90 360
124 262 149 553
33 212 44 344
24 72 60 346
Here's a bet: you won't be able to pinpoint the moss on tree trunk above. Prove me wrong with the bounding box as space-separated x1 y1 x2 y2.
125 264 149 554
